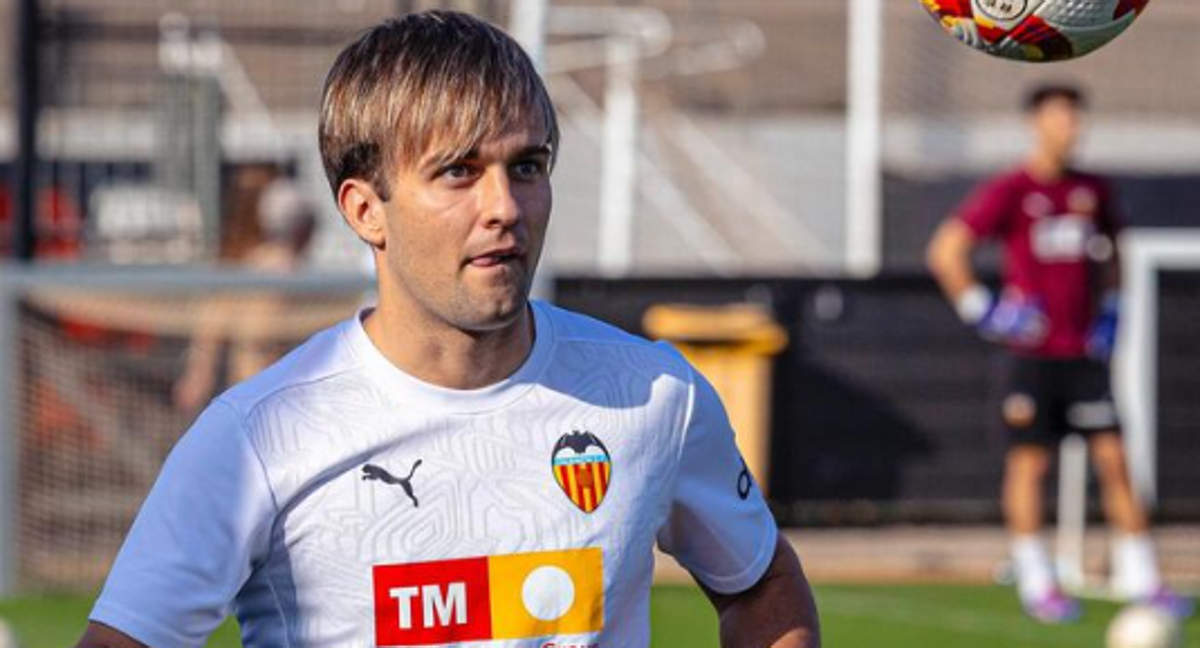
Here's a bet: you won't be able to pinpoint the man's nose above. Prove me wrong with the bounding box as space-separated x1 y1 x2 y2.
480 168 521 229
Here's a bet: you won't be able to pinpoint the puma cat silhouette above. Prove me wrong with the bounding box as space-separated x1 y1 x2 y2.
362 461 422 508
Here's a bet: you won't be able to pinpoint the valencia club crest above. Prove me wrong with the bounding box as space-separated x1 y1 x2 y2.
551 431 612 513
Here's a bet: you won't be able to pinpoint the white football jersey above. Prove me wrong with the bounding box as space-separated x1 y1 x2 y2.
91 301 778 647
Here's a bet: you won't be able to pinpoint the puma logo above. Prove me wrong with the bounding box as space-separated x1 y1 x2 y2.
362 461 422 508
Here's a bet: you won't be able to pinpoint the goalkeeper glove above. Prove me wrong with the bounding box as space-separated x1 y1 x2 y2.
956 285 1048 348
1086 292 1120 361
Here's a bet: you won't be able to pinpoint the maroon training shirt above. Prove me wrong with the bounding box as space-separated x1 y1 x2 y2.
955 167 1122 358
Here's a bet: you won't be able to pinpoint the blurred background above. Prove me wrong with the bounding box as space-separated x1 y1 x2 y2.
1 0 1199 645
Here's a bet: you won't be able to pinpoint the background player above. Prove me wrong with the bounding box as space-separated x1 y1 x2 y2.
173 163 318 413
927 83 1191 624
75 11 819 647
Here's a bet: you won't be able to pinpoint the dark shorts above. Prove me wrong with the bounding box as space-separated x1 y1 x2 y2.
995 355 1121 447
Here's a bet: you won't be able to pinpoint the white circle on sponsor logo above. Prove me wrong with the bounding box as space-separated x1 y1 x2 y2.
975 0 1028 21
523 566 576 621
1087 234 1114 262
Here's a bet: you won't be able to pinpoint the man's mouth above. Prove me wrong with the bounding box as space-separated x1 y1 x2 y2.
468 247 523 268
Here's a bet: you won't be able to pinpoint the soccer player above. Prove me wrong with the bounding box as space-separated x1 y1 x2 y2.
927 84 1191 623
76 11 819 648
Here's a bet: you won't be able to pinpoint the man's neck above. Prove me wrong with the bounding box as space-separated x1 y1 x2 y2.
1026 149 1070 183
363 299 535 391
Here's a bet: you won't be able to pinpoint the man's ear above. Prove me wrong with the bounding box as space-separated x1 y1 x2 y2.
337 178 388 248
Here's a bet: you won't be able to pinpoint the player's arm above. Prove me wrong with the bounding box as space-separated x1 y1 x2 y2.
926 217 982 309
928 216 1048 344
1098 177 1125 294
174 296 236 412
1100 222 1121 293
77 401 274 647
659 362 820 647
701 533 820 648
1083 244 1121 361
1087 188 1124 359
75 622 146 648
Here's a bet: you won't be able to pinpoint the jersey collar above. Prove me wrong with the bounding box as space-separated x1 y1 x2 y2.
343 301 555 414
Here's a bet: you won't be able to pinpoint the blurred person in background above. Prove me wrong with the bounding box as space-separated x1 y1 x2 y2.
77 11 818 648
927 83 1192 624
173 163 317 412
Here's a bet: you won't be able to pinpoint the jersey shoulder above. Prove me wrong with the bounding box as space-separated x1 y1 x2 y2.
536 301 694 380
962 167 1033 215
217 317 364 419
985 167 1034 193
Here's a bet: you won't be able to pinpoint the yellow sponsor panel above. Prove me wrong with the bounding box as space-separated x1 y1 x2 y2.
487 547 604 639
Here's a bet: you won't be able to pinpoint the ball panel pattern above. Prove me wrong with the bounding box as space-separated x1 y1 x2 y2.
921 0 1149 62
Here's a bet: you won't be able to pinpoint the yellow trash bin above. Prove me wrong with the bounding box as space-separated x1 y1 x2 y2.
642 302 788 495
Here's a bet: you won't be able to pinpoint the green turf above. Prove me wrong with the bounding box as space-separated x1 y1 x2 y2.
0 594 241 647
2 584 1197 647
816 584 1199 648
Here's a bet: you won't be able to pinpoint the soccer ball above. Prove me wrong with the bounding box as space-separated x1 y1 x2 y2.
1106 605 1182 648
0 620 20 648
921 0 1151 62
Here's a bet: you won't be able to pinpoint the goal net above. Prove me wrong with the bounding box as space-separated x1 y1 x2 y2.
1 268 366 591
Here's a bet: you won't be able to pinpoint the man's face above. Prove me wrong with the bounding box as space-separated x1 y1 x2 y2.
1031 97 1083 161
377 113 552 333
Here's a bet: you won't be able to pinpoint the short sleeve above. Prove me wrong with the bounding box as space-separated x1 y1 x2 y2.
956 174 1018 240
656 365 778 595
90 399 277 648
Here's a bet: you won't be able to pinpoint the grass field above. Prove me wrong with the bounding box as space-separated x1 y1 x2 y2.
2 584 1197 646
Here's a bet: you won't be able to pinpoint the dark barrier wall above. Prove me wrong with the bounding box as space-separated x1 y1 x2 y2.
1158 272 1200 520
884 173 1200 272
557 272 1200 526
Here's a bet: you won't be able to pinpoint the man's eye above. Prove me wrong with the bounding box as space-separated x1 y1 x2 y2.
512 160 545 179
438 164 474 180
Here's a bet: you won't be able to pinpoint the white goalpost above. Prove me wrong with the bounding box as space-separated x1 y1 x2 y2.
845 0 885 278
1054 228 1200 597
1115 229 1200 507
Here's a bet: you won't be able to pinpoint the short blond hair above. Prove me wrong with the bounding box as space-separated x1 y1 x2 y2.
318 11 559 201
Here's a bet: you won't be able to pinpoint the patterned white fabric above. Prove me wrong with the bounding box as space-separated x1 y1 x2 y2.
91 301 777 647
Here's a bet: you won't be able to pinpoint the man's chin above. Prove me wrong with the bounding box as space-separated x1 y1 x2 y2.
457 291 530 334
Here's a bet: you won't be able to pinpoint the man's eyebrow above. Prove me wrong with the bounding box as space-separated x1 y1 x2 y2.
421 147 479 172
514 143 553 159
420 142 552 172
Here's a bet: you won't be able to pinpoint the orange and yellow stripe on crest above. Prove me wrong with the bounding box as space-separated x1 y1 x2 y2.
554 460 611 513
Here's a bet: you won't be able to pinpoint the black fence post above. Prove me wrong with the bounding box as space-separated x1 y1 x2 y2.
13 0 41 262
